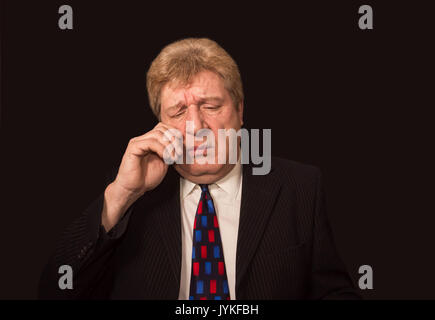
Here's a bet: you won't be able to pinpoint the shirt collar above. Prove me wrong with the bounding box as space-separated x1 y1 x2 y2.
180 159 242 200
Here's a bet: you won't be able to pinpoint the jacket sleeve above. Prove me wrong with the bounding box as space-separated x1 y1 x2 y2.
38 172 135 299
308 170 362 300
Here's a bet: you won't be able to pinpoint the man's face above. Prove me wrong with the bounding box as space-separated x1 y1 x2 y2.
160 70 243 183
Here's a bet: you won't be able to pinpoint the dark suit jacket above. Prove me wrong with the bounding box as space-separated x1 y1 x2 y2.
39 157 360 299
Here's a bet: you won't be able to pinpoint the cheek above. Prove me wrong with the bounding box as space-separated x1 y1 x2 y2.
174 122 186 140
205 117 226 131
205 107 235 126
162 116 184 132
218 108 240 129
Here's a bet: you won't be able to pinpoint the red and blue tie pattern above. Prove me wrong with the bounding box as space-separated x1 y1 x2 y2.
189 184 230 300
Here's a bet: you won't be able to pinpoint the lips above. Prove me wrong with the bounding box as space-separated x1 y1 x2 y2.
188 144 211 152
194 145 207 152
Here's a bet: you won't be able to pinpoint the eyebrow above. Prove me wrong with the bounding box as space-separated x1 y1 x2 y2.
166 96 224 111
198 96 224 104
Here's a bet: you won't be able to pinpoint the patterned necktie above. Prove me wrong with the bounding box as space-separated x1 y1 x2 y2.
189 184 230 300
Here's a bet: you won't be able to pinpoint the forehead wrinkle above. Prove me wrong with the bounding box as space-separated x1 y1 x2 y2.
163 71 226 109
183 91 196 107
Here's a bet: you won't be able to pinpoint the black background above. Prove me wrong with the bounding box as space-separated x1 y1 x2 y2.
1 0 434 299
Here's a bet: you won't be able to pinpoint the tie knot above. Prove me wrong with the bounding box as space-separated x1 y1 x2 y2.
199 184 209 193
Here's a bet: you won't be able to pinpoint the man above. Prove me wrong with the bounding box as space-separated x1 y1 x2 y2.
39 38 359 299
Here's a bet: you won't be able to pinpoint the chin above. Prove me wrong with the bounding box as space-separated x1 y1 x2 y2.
174 163 229 184
179 163 224 176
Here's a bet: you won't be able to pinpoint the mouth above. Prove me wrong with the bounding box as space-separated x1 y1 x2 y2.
187 144 212 152
184 144 215 160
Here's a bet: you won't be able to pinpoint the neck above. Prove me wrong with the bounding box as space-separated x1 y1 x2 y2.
174 163 236 185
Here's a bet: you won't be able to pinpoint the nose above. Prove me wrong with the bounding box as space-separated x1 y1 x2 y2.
185 104 207 136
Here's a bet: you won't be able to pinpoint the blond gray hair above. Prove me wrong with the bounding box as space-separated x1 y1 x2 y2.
146 38 243 118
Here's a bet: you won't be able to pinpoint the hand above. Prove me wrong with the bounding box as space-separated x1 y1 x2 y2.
102 122 182 231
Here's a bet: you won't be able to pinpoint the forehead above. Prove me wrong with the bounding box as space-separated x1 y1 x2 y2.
160 70 228 107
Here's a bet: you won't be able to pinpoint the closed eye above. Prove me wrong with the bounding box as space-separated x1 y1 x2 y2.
202 104 221 110
172 106 187 118
174 111 185 117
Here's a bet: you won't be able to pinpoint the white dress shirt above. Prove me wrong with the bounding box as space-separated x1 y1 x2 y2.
178 161 243 300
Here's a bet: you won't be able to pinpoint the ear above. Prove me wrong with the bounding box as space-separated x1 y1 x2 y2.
238 100 244 126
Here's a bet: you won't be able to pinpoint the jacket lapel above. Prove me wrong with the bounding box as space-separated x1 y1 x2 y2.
236 162 282 292
152 166 182 295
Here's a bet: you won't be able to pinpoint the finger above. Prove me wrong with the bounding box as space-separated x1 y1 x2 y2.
133 136 180 164
157 123 184 154
155 123 184 141
137 126 183 157
130 122 181 142
128 137 164 158
134 124 181 143
151 131 183 158
162 130 183 156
